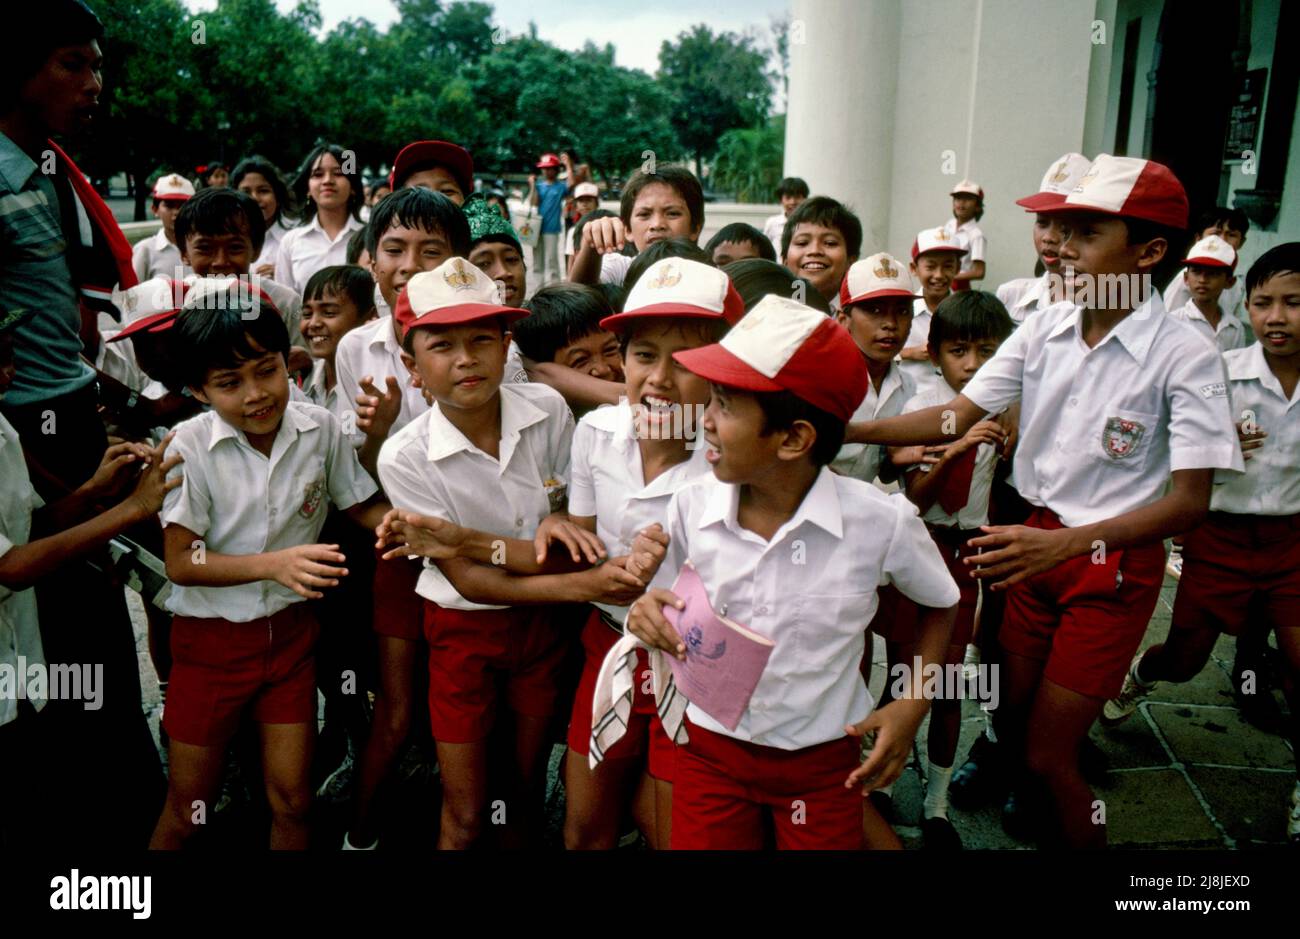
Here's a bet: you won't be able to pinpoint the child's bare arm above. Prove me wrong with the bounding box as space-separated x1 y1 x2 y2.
343 494 391 533
902 420 1005 514
523 360 624 410
843 394 985 446
375 509 603 573
432 554 647 607
569 216 627 285
163 523 349 600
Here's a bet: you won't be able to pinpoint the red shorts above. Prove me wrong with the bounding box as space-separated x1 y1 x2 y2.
164 603 320 746
423 602 568 743
372 551 423 641
671 720 863 850
1172 512 1300 638
998 507 1165 699
566 607 677 782
928 526 981 647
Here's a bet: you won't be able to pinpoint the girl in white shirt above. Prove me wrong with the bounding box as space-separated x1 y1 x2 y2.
275 144 366 294
233 155 298 280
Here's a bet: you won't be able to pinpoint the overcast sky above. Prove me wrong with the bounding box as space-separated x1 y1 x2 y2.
183 0 791 75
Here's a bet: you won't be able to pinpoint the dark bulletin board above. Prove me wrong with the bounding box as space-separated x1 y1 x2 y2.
1224 68 1268 161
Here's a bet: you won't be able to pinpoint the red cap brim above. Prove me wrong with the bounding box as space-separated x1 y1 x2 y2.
672 344 783 392
405 304 530 331
107 309 180 342
1184 257 1233 269
841 288 921 307
390 141 474 195
1015 191 1069 211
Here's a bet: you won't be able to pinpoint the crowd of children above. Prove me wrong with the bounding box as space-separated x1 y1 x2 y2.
3 3 1297 853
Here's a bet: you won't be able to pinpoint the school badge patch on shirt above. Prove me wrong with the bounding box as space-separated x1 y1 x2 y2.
543 475 567 514
298 478 326 518
1102 417 1145 459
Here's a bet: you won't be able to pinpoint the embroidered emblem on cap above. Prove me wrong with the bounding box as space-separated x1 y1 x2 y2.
1102 417 1146 459
648 263 681 289
443 259 476 290
1074 167 1100 192
874 258 899 279
934 228 950 241
1049 160 1070 183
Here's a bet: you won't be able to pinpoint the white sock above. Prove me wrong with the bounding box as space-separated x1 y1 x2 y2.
342 831 377 851
1132 653 1157 688
924 762 953 819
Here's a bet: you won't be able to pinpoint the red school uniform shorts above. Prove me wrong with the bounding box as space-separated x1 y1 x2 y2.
1171 511 1300 638
997 507 1165 700
372 549 425 641
566 606 677 782
423 601 569 743
164 603 321 746
671 719 864 850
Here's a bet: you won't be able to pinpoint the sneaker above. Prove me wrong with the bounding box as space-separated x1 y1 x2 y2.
921 815 963 850
1101 653 1157 726
948 732 1005 810
342 831 378 850
962 644 981 684
1165 545 1183 580
316 752 355 803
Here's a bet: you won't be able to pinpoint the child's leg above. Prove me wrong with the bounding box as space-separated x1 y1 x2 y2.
349 635 418 846
260 721 315 850
149 740 225 849
564 748 645 849
1023 680 1107 849
923 641 969 812
435 739 490 849
630 774 674 850
507 712 558 848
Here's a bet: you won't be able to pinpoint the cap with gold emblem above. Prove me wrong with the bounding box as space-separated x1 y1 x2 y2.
840 252 921 307
395 257 530 332
599 257 744 332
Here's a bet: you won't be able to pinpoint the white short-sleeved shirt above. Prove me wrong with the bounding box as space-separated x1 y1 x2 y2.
1164 273 1246 328
1212 343 1300 515
95 338 169 401
652 469 960 750
504 341 529 385
942 218 985 274
568 400 711 622
996 273 1055 325
160 401 379 621
132 229 189 282
762 213 786 256
302 358 342 418
1167 298 1250 353
834 361 916 482
274 214 366 295
899 298 945 395
902 381 998 529
259 276 305 349
0 414 47 727
377 382 575 611
333 315 430 445
254 218 296 275
961 296 1244 528
599 252 634 287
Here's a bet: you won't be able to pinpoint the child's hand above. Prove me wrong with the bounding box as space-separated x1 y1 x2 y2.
581 556 650 607
534 514 607 565
356 375 403 440
995 405 1020 459
844 700 926 792
625 588 686 659
271 543 348 599
376 510 467 560
86 440 156 501
287 346 314 375
965 524 1077 590
126 433 184 517
254 262 275 279
527 173 536 186
951 418 1006 456
889 444 945 467
581 216 628 255
898 345 931 362
626 524 669 582
1237 423 1266 460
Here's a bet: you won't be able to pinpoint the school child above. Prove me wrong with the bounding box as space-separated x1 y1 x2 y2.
903 228 967 395
705 223 777 267
722 259 830 315
559 258 740 849
515 283 624 394
943 179 986 290
232 156 297 280
762 176 810 254
197 161 229 189
568 208 617 277
997 152 1092 323
389 139 474 205
1163 206 1250 318
1102 243 1300 843
132 173 194 282
276 143 366 294
528 151 574 286
464 195 527 308
0 307 181 848
893 290 1015 849
301 265 378 417
845 155 1243 848
149 279 390 850
622 295 960 849
571 165 705 288
780 196 861 310
1166 234 1250 352
374 258 653 849
565 182 601 268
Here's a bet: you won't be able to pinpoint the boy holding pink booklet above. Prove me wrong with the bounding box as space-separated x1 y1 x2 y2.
626 295 960 849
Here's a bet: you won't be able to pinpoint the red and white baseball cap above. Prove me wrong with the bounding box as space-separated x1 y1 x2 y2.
536 153 562 169
673 294 868 422
181 275 281 319
911 227 969 260
840 253 920 307
1184 234 1237 270
1016 152 1092 211
1039 154 1188 228
152 173 195 202
395 258 529 332
949 179 983 199
573 182 600 200
389 140 474 195
601 258 744 331
107 278 188 342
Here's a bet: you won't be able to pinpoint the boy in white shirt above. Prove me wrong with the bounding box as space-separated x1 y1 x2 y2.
132 173 194 282
1103 243 1300 843
1162 206 1249 320
943 179 986 290
1166 234 1250 352
904 229 967 395
761 176 809 254
627 296 959 849
150 281 389 850
300 265 377 418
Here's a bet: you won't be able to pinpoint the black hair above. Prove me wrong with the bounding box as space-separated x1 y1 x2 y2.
594 281 626 314
230 156 295 227
175 188 267 256
750 388 845 468
776 177 810 200
619 165 705 238
345 227 369 265
623 238 713 293
171 291 290 390
928 291 1014 354
303 265 376 316
394 158 466 196
723 258 831 314
1120 216 1183 251
365 188 471 258
706 223 776 263
292 143 363 223
1192 206 1249 237
6 3 104 111
619 316 728 359
781 196 863 261
1245 242 1300 297
515 284 613 363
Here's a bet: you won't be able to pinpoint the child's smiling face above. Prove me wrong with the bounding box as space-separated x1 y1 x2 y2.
622 319 714 439
468 240 526 307
1055 213 1165 304
556 329 623 382
836 297 913 364
700 383 780 483
785 222 852 300
402 321 510 413
1033 214 1069 273
911 253 961 303
236 172 279 223
309 153 351 212
191 342 290 443
182 223 256 277
301 289 369 363
372 222 456 309
1248 271 1300 357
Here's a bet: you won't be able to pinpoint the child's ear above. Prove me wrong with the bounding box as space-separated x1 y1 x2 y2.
834 309 850 328
1226 273 1237 288
400 350 418 378
928 347 941 365
776 419 818 463
1135 236 1168 271
188 384 210 405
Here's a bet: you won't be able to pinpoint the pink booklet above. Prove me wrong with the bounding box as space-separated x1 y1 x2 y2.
662 562 775 731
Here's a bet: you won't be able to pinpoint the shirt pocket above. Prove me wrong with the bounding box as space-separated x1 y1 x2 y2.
1091 407 1159 472
791 591 874 667
2 193 65 260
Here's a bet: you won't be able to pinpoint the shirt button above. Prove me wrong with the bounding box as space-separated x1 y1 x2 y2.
756 606 769 615
515 517 523 527
1069 398 1078 407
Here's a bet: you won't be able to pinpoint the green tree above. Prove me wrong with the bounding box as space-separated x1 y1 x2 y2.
712 116 785 203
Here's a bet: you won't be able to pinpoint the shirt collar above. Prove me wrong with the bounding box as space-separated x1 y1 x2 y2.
1045 294 1165 366
424 384 549 467
698 467 844 542
1228 342 1297 404
306 213 364 239
0 132 37 192
305 358 330 398
207 401 318 452
1015 274 1052 312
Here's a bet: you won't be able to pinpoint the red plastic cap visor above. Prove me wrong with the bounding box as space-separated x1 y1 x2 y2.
390 140 474 195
